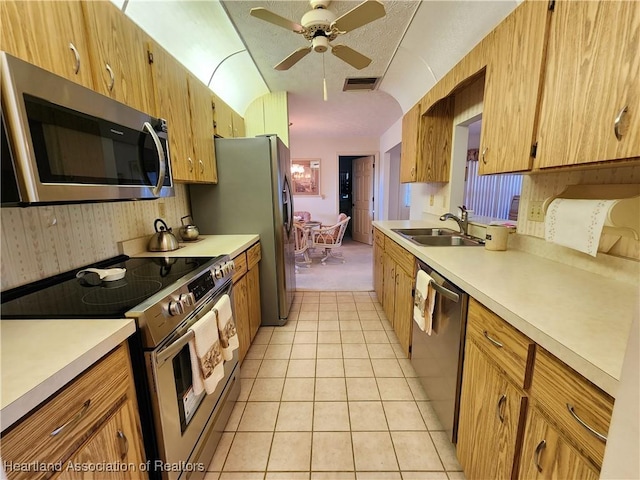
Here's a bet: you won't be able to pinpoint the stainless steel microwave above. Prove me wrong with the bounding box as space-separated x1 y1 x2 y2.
0 51 173 206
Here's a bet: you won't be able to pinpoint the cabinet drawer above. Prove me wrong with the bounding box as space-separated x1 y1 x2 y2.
467 298 534 388
384 238 414 275
374 228 385 248
1 345 131 479
246 242 261 269
531 347 614 467
232 252 248 284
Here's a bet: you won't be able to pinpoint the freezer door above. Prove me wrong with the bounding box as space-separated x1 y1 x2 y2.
272 135 296 320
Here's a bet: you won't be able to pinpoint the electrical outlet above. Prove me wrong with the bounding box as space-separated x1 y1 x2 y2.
158 201 166 218
528 201 545 222
429 195 434 206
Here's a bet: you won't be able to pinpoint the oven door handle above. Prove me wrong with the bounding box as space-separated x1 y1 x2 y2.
156 329 196 366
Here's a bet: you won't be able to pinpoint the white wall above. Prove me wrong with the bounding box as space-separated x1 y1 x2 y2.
289 136 379 225
378 117 403 221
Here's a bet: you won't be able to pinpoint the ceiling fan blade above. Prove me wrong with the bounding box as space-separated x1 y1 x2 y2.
275 47 312 71
331 44 371 70
331 0 385 33
250 7 305 33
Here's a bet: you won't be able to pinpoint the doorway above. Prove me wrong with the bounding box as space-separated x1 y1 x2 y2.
338 155 374 245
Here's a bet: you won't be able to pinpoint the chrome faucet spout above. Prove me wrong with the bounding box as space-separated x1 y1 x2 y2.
439 206 469 235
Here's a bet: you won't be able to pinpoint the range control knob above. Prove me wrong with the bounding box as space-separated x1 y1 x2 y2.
214 268 223 279
227 260 235 272
167 300 184 316
179 293 195 307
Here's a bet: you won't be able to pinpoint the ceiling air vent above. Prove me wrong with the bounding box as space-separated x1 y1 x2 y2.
343 77 381 92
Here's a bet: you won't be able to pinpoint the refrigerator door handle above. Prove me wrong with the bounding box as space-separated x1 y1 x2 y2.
282 175 293 236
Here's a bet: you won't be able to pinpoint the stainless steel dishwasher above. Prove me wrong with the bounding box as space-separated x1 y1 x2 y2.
411 259 469 443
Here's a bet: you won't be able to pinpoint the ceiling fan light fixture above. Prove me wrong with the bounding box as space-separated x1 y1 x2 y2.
312 36 329 53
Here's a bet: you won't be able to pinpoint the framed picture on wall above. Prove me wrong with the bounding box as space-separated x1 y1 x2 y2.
291 158 321 196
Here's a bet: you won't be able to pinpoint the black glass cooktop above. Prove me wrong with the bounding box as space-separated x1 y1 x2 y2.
1 255 219 319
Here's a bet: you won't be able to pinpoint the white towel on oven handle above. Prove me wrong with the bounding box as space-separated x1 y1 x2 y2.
188 309 225 395
413 270 437 335
215 294 239 361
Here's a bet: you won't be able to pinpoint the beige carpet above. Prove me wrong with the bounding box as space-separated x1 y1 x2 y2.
295 238 373 291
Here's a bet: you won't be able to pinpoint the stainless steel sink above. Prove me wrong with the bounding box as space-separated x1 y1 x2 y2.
408 235 484 246
391 228 484 247
391 228 458 236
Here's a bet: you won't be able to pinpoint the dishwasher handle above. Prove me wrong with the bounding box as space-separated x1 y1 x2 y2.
429 280 460 303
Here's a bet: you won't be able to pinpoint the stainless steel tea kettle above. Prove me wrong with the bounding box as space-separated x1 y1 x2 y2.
179 215 199 241
148 218 179 252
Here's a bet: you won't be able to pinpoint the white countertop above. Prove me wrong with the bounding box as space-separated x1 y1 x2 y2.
374 220 639 397
120 234 259 259
0 319 136 432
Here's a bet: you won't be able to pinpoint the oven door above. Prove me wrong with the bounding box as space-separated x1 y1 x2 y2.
146 282 239 479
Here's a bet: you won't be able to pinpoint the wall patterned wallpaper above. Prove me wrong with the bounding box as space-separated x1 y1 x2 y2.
1 185 191 290
518 165 640 260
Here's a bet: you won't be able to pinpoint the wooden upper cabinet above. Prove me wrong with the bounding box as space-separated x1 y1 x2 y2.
81 1 154 114
536 0 640 168
419 96 454 182
187 74 217 183
148 42 194 182
0 1 94 88
232 111 246 137
214 96 234 138
400 102 421 182
479 0 550 174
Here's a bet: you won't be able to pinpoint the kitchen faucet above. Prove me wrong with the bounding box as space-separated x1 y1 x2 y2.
440 206 469 235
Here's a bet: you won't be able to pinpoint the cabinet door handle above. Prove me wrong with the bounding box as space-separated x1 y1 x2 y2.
483 330 503 348
566 403 607 442
105 63 115 91
50 399 91 436
410 166 415 177
481 147 488 164
69 42 80 74
496 394 507 423
117 430 129 460
614 105 628 140
199 159 204 174
534 439 546 472
188 157 194 173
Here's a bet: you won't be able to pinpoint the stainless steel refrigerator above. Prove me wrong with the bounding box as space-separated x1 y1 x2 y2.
189 135 295 326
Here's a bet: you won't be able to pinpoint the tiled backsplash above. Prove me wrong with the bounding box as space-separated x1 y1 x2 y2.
518 165 640 260
1 185 190 290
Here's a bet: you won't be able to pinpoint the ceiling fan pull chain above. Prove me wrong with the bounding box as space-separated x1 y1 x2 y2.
323 54 328 101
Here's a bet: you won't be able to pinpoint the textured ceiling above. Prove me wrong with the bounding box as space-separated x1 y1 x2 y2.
221 0 419 138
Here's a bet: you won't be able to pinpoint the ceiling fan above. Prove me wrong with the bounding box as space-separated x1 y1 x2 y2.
250 0 386 71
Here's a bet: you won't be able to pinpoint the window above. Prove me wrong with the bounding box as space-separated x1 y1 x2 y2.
463 150 522 220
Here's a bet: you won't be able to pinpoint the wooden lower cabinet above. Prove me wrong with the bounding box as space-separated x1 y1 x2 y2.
247 265 261 341
232 273 251 362
373 231 384 302
232 242 262 362
59 399 145 480
458 299 613 480
457 340 527 479
393 266 414 357
1 344 145 480
381 253 396 325
374 230 415 357
519 406 600 480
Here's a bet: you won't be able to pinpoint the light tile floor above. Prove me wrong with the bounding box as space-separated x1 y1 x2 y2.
206 291 466 480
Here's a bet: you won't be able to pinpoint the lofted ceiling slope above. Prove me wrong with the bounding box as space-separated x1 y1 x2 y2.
115 0 519 139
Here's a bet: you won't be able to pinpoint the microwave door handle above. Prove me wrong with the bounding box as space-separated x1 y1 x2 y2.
429 280 460 303
143 121 166 197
